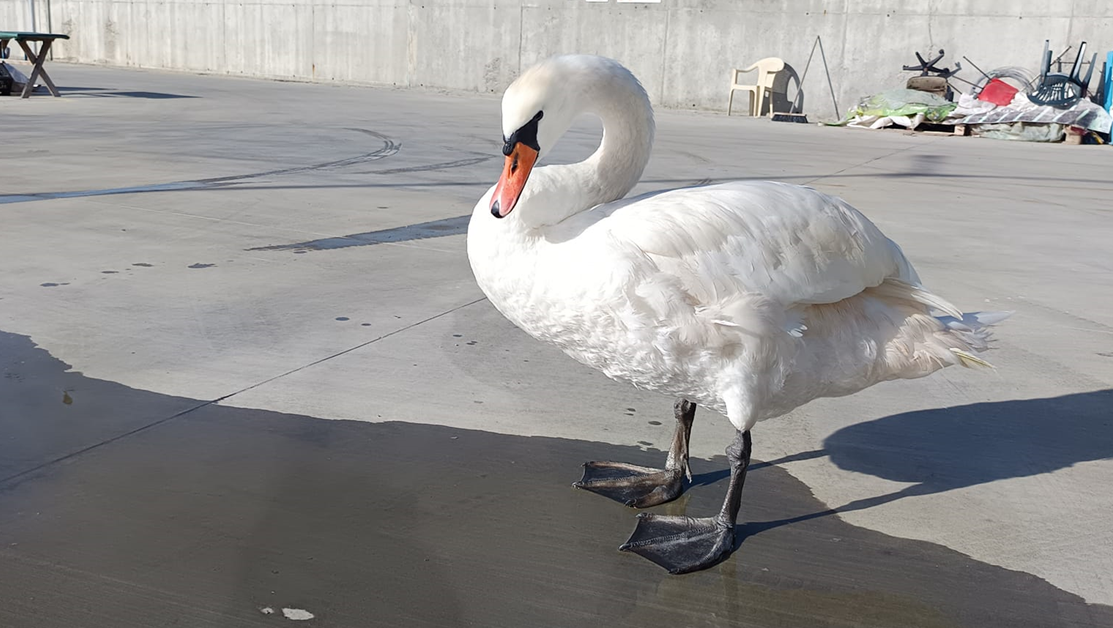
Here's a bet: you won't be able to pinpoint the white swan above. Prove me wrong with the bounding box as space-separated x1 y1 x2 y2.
466 55 1008 574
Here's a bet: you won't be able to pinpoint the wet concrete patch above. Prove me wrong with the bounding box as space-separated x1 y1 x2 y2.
0 331 204 481
0 330 1110 628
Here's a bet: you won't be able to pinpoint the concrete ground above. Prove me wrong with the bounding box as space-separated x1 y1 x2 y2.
1 64 1111 627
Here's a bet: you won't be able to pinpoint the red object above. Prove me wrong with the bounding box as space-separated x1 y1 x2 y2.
978 78 1019 106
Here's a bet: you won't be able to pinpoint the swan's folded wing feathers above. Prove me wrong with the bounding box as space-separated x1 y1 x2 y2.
605 181 909 309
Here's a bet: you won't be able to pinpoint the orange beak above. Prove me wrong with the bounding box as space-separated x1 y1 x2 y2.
490 143 539 218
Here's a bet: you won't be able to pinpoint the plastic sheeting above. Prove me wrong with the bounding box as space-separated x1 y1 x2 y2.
975 122 1065 142
0 62 29 88
955 93 1112 134
829 84 1112 141
953 92 996 117
830 89 957 129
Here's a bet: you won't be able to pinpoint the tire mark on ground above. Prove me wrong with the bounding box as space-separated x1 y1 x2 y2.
0 129 401 205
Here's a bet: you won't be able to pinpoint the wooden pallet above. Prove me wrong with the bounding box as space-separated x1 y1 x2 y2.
878 123 969 137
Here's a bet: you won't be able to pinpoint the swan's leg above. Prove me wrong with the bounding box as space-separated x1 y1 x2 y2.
619 429 752 574
572 399 695 508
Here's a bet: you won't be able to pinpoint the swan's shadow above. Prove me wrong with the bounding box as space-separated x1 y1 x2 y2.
725 389 1113 540
689 448 826 488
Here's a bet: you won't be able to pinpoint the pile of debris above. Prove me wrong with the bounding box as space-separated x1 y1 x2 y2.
0 46 33 96
0 61 31 96
831 43 1113 144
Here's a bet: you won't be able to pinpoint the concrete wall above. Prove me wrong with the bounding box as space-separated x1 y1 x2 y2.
3 0 1112 116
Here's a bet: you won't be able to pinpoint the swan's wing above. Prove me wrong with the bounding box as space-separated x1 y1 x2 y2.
598 181 920 308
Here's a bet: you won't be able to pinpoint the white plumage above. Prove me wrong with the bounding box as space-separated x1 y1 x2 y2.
467 54 1006 435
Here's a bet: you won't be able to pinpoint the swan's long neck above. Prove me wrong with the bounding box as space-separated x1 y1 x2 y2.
518 77 654 229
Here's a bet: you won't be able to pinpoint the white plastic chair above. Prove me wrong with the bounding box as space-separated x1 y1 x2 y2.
728 58 785 116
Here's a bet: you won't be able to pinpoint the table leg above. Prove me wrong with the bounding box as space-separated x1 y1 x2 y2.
34 41 59 96
15 40 35 98
17 40 60 98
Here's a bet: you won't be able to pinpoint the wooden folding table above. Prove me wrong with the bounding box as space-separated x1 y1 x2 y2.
0 31 70 98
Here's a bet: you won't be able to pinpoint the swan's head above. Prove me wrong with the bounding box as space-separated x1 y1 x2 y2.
490 55 645 219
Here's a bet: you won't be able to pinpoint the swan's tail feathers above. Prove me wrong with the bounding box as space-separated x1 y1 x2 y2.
960 311 1014 326
937 310 1014 354
938 311 1015 329
867 278 1012 375
873 278 964 320
950 348 996 369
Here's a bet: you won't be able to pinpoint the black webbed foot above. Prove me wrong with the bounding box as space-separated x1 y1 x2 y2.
618 429 752 574
619 513 735 574
573 461 687 508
